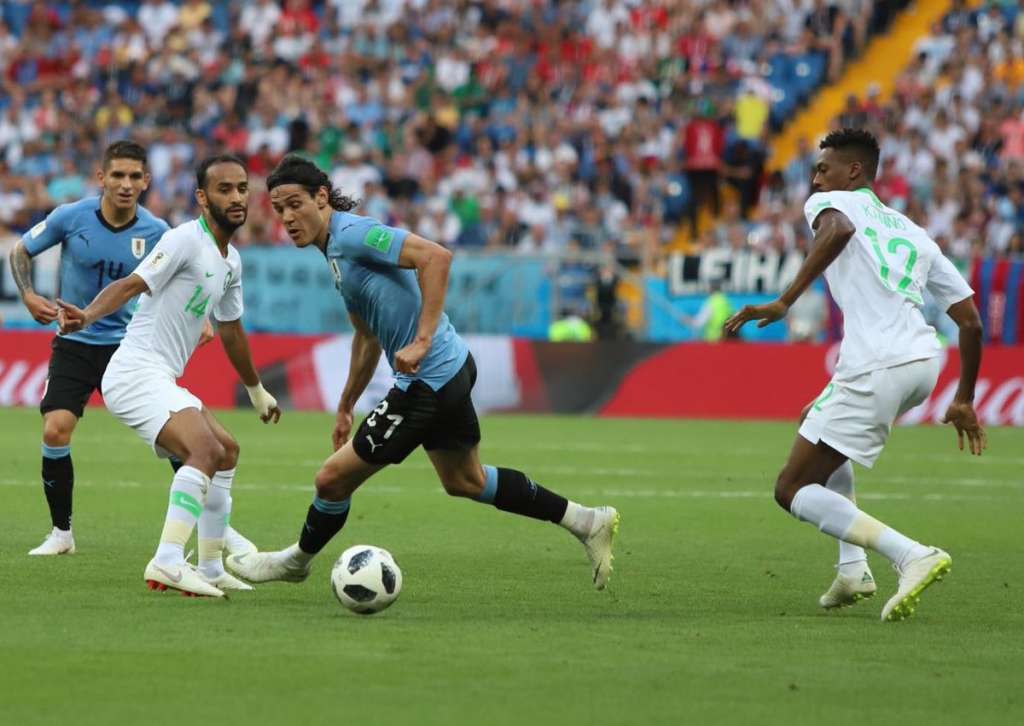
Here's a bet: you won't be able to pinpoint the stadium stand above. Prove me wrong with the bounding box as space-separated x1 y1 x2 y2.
2 0 908 258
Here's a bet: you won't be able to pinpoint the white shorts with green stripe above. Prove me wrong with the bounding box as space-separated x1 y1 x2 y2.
798 356 941 468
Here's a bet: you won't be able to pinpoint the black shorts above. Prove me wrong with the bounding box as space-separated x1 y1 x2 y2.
39 336 119 419
352 354 481 465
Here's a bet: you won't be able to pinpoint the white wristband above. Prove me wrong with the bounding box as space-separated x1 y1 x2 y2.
245 382 277 418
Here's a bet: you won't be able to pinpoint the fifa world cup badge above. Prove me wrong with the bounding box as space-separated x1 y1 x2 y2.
131 237 146 259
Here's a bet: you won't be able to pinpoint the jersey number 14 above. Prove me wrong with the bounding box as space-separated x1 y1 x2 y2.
184 285 211 319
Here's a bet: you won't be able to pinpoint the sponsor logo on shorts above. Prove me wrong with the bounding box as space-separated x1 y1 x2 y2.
362 226 394 253
366 435 382 453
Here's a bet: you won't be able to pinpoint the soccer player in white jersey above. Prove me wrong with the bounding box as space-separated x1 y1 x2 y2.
724 129 986 622
58 154 281 598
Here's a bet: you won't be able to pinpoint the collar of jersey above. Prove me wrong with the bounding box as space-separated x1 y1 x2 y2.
854 187 882 206
197 215 229 258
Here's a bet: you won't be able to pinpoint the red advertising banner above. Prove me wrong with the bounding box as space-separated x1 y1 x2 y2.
601 342 1024 426
2 332 1022 425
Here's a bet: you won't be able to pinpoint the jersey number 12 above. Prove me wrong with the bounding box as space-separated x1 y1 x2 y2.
864 227 923 304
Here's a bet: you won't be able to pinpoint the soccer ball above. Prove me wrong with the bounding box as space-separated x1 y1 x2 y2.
330 545 403 615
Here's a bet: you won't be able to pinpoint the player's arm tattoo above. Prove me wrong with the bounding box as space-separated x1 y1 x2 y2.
778 209 854 307
9 241 36 297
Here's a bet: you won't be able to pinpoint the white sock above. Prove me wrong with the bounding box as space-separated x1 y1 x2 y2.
197 468 233 577
281 543 314 568
155 466 209 566
790 484 930 568
824 462 868 567
559 501 595 539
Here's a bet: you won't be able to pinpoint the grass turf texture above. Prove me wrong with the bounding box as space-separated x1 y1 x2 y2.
2 407 1022 726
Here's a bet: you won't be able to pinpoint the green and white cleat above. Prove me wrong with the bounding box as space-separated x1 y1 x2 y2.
820 565 877 609
28 527 75 556
881 548 952 622
200 570 254 592
144 559 225 598
226 546 311 584
225 526 258 557
579 506 620 591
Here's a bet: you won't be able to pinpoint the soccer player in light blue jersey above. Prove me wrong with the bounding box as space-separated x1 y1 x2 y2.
9 141 171 555
227 155 620 591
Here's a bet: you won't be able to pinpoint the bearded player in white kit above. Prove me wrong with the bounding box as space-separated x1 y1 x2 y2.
724 129 986 622
58 154 281 598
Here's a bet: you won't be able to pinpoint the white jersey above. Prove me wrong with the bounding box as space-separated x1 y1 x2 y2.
803 189 973 380
114 217 243 377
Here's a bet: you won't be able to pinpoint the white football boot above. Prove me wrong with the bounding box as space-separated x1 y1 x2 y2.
881 547 952 622
226 545 311 583
577 506 620 590
28 528 75 556
144 559 225 598
819 563 877 609
199 569 254 592
224 526 258 557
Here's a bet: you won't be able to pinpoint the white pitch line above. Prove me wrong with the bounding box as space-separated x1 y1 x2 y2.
0 477 1004 502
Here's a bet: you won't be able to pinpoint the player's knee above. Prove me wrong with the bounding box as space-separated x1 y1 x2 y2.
188 439 225 476
774 471 796 511
219 436 239 470
314 464 349 499
42 418 74 447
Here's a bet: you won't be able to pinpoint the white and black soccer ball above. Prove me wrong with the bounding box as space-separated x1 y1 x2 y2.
330 545 402 615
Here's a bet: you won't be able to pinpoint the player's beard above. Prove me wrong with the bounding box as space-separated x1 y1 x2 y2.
207 200 248 233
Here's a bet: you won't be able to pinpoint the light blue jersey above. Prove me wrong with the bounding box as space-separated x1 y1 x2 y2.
22 196 169 345
325 211 468 391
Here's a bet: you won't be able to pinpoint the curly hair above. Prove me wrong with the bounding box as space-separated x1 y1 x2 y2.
819 128 881 180
266 155 358 211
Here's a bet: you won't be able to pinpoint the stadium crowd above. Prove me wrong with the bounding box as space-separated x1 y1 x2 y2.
716 0 1024 264
1 0 904 261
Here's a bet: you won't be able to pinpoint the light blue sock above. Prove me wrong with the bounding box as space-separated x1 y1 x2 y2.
474 466 498 504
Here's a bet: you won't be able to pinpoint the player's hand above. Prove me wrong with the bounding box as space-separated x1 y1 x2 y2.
245 383 281 424
723 299 789 335
22 292 59 324
55 299 89 334
332 409 354 451
199 318 215 346
941 401 987 456
394 337 431 375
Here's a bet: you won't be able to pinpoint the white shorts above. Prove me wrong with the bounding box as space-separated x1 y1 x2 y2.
798 356 941 468
101 357 203 459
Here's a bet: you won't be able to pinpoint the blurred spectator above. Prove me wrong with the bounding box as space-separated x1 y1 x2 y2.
683 281 734 342
548 308 594 342
0 0 914 257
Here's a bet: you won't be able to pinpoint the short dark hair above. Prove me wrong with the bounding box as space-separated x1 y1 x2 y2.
820 128 881 180
267 154 358 211
102 140 148 170
196 153 248 190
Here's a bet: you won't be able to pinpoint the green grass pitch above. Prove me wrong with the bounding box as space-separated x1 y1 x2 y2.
2 407 1022 725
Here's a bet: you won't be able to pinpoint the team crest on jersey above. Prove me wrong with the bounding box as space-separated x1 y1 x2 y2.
329 259 342 288
131 237 146 259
